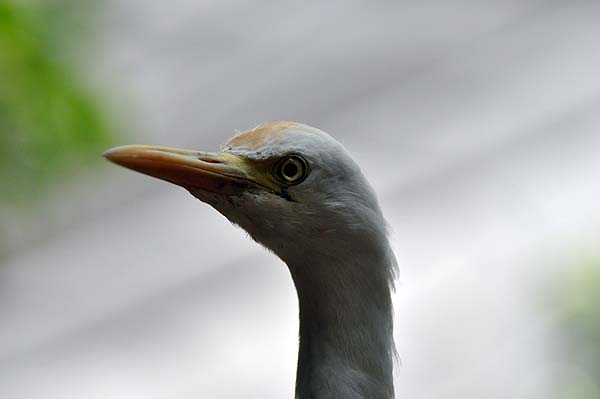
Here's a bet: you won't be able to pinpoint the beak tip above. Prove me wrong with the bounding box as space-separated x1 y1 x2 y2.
103 146 128 163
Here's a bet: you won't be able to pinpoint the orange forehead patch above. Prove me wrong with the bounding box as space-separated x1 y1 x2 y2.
225 121 303 150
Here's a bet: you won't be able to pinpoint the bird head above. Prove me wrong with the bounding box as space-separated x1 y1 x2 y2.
104 122 393 274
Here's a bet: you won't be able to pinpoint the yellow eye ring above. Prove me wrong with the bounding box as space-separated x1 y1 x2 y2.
275 155 308 185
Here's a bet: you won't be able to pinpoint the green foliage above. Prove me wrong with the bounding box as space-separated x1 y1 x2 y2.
560 260 600 341
555 254 600 398
0 0 116 205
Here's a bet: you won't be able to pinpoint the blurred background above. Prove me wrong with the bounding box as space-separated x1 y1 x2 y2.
1 0 599 398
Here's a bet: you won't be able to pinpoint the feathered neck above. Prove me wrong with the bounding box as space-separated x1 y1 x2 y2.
284 239 396 399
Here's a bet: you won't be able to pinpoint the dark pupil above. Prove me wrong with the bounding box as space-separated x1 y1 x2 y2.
283 161 299 178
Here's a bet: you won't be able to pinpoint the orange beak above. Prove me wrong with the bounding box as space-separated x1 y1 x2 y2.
103 145 263 195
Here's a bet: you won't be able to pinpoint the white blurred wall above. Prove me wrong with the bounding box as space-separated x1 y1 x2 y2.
1 1 600 398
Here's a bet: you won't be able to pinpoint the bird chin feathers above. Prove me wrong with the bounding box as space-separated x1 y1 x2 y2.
187 185 396 285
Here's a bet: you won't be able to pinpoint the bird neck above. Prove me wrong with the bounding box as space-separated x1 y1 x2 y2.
286 247 396 399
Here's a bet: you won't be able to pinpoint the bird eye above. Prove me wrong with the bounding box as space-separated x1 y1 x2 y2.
276 155 308 185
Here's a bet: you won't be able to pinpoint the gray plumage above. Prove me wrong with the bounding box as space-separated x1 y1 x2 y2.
104 121 398 399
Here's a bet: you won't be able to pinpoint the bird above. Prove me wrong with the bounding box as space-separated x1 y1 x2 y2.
103 121 398 399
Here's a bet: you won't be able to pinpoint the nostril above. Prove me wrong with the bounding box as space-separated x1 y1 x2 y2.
198 155 223 164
